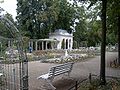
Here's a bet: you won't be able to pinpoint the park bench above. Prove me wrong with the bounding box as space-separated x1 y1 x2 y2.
0 73 3 76
37 62 74 89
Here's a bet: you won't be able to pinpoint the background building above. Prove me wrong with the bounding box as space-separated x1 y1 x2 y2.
49 29 73 50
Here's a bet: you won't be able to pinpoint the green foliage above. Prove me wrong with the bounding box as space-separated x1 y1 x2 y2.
17 0 55 38
16 0 78 39
106 0 120 45
52 0 76 33
0 0 4 3
22 36 30 49
16 0 119 47
0 13 15 38
73 1 102 47
87 20 102 46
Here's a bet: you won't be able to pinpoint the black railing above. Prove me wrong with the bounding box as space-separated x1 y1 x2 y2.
68 78 87 90
68 73 120 90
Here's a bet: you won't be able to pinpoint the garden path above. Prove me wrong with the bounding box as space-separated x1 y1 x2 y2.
28 52 119 90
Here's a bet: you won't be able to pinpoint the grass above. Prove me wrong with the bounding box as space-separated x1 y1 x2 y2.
0 76 5 87
78 76 120 90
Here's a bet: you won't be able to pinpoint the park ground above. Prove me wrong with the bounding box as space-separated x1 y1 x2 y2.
28 52 119 90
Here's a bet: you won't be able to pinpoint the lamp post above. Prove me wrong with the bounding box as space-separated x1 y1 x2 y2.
0 42 2 56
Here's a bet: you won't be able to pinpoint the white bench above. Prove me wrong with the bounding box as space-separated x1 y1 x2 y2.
0 73 3 76
37 62 74 89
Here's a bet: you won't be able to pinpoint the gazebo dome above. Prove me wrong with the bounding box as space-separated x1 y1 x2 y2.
54 29 68 34
49 29 73 50
50 29 73 36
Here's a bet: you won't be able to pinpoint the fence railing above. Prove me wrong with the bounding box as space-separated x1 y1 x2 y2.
68 73 120 90
68 78 87 90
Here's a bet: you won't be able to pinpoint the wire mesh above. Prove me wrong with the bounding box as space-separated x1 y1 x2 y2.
0 8 28 90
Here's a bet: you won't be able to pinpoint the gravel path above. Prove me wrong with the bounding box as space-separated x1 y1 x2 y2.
28 52 119 90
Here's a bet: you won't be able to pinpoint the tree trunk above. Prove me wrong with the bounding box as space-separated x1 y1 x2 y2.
100 0 107 85
118 16 120 65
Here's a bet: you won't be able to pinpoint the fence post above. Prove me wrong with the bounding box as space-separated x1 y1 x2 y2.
89 73 92 84
75 81 77 90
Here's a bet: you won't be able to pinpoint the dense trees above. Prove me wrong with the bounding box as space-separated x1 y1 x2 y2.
0 0 120 87
107 0 120 65
16 0 77 39
100 0 107 85
17 0 58 39
52 0 74 30
16 0 118 47
0 11 16 38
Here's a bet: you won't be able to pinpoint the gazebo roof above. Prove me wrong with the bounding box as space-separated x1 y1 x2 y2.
36 38 59 42
49 29 73 36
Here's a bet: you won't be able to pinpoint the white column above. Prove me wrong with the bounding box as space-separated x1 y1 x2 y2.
42 41 44 50
28 41 31 48
46 41 48 50
64 39 66 49
68 39 69 49
71 39 73 50
31 41 33 50
8 40 11 47
38 42 40 50
51 42 53 50
35 41 38 51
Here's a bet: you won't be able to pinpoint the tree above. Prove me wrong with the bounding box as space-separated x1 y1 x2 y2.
100 0 107 85
52 0 76 33
0 11 16 38
16 0 59 39
16 0 78 39
0 0 4 3
72 1 102 47
107 0 120 65
87 20 102 46
73 5 88 47
106 0 118 45
117 16 120 65
75 0 107 85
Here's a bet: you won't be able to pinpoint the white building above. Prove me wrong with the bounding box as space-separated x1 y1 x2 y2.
49 29 73 50
28 29 73 50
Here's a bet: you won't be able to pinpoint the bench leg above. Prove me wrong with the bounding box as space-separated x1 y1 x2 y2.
68 72 70 77
61 72 71 79
46 79 56 90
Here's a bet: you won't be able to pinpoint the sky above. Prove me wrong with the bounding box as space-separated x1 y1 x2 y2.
0 0 17 20
0 0 76 21
0 0 73 21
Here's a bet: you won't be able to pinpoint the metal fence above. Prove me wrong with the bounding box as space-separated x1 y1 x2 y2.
0 54 21 90
0 11 28 90
68 78 87 90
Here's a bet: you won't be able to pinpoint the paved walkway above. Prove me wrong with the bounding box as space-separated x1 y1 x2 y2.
71 52 119 78
28 52 119 90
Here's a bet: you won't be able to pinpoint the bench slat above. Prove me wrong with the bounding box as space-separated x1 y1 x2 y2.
37 62 74 89
48 62 73 77
49 69 70 75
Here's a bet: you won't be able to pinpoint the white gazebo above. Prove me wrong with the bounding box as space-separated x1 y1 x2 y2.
28 29 73 51
28 39 59 51
49 29 73 50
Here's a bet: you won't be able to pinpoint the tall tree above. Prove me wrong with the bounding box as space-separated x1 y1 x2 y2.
118 16 120 65
16 0 77 39
100 0 107 85
52 0 77 33
16 0 59 39
107 0 120 65
87 20 102 46
76 0 107 85
0 0 4 3
106 0 118 45
73 4 88 47
0 11 16 38
72 1 102 47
